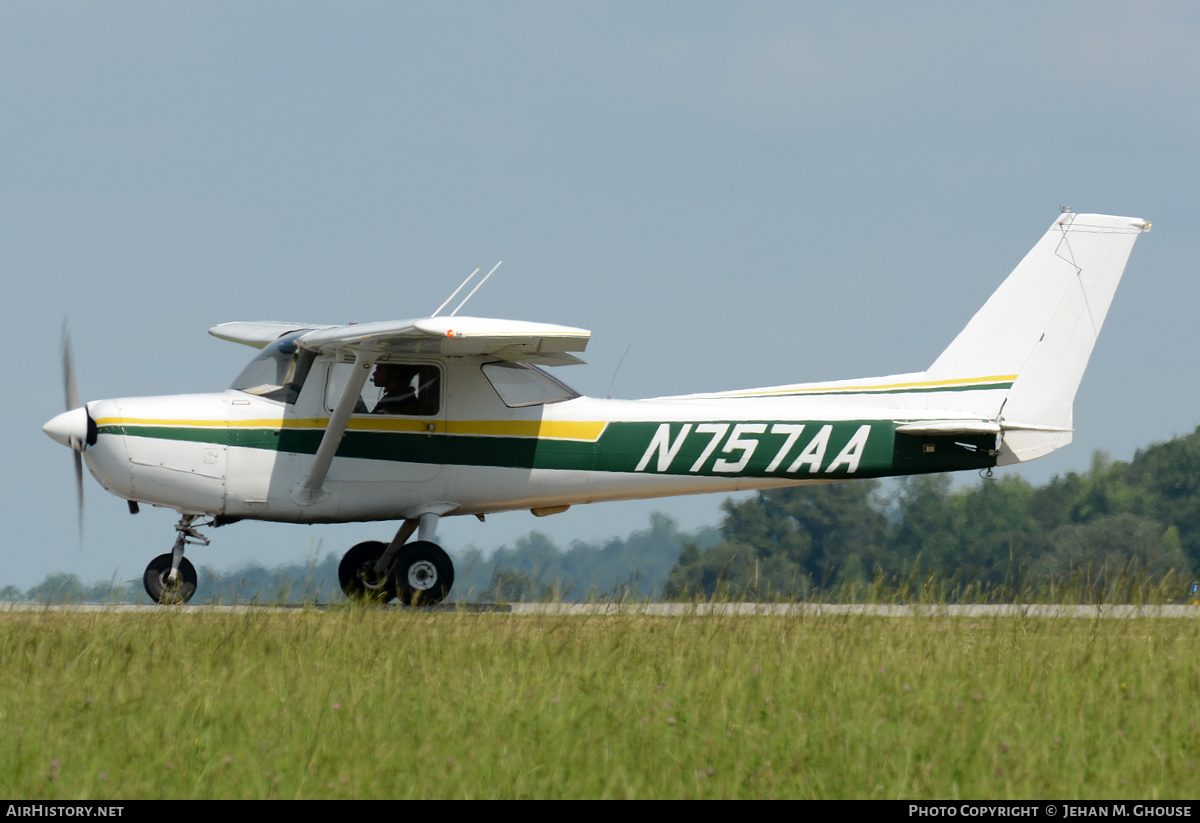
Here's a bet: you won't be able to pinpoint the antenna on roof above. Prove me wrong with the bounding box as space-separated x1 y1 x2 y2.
449 261 502 317
431 267 481 318
607 342 633 400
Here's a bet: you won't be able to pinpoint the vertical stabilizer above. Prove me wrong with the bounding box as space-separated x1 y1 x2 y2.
926 212 1149 464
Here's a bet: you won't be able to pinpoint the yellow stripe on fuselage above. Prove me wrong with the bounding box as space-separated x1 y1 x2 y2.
442 420 606 440
94 417 230 428
700 374 1019 399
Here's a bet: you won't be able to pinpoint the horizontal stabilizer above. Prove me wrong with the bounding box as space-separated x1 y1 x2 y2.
894 420 1001 436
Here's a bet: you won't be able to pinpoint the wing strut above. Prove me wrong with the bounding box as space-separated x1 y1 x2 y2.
291 350 377 506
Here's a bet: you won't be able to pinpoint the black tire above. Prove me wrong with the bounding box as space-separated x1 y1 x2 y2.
338 540 395 603
393 541 454 606
144 553 198 605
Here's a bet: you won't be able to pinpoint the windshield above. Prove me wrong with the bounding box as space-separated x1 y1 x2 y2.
230 331 316 404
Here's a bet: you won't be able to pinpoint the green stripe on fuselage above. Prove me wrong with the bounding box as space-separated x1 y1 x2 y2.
100 419 996 478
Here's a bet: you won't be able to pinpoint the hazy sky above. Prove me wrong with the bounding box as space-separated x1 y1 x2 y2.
5 2 1198 590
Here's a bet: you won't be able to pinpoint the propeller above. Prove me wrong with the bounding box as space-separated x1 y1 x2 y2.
44 321 95 537
64 324 83 531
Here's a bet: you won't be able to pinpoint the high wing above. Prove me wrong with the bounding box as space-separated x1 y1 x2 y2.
210 316 590 366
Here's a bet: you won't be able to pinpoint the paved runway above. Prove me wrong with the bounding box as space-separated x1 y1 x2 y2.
2 602 1198 617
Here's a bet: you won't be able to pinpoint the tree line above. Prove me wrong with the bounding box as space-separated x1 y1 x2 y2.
666 429 1200 600
1 513 716 604
8 427 1200 603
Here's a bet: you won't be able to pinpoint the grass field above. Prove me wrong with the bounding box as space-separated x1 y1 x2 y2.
0 607 1197 799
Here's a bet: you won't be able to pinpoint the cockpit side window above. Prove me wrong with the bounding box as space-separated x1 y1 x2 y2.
230 331 315 405
325 361 441 416
370 363 440 415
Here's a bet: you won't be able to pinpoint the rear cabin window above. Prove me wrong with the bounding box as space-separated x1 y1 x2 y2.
482 361 579 408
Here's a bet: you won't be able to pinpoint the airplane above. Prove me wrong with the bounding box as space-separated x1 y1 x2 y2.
43 211 1150 605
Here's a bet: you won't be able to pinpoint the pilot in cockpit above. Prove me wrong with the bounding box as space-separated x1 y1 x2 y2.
370 364 438 415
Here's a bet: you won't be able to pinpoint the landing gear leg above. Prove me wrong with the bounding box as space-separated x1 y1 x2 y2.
373 518 419 581
143 514 207 605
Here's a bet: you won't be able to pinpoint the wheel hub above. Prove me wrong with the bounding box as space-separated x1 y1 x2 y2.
357 565 388 591
407 560 437 590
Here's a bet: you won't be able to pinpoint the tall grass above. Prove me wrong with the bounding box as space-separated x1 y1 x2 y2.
0 607 1196 799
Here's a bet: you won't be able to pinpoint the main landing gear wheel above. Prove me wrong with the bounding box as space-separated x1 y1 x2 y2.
144 553 198 605
393 541 454 607
338 540 396 603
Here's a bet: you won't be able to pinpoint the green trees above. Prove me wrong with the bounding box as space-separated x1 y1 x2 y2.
667 429 1200 599
13 429 1200 604
664 481 889 598
455 513 720 601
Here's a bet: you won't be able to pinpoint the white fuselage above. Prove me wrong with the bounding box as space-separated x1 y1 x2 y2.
80 353 1008 525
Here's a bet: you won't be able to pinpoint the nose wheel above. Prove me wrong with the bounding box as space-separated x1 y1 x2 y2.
144 554 198 605
144 514 208 605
